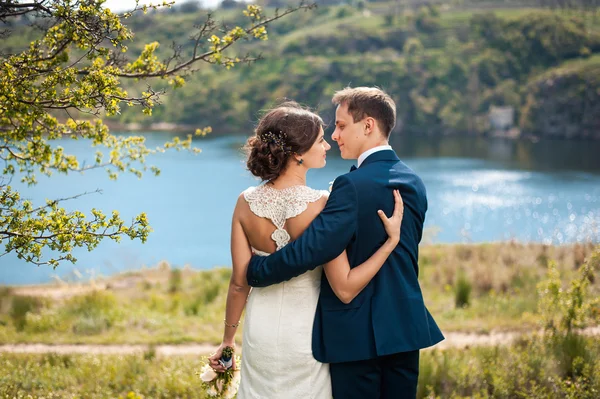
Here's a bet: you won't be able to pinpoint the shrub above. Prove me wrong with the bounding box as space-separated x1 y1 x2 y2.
169 269 182 294
65 291 121 335
72 315 113 335
24 309 63 333
403 37 424 56
454 270 472 308
415 6 440 32
144 345 157 361
10 296 42 331
384 14 395 27
335 6 354 19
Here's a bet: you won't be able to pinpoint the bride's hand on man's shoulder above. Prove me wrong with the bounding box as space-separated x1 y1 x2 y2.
377 189 404 243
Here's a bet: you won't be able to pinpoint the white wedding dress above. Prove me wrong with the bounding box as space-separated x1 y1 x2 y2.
237 185 332 399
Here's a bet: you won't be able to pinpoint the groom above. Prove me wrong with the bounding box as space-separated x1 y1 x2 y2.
246 87 444 398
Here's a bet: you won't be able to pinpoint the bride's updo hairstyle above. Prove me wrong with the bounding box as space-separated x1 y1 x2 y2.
246 101 324 182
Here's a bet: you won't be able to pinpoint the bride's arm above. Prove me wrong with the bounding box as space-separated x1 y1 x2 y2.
209 195 252 371
324 190 403 304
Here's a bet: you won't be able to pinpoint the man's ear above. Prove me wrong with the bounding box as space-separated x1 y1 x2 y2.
364 117 376 135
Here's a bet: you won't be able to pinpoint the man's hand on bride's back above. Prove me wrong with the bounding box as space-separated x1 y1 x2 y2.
377 189 404 244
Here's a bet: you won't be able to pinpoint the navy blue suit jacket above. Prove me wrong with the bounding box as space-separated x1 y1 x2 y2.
246 150 444 363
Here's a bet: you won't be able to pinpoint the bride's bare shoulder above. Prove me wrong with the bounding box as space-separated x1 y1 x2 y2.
233 187 255 216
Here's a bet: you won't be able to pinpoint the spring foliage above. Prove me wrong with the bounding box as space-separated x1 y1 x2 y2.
0 0 310 267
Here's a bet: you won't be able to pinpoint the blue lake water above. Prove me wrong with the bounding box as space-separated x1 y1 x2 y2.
2 133 600 285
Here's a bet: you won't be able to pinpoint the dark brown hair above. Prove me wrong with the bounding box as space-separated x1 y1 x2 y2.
332 87 397 138
246 102 324 182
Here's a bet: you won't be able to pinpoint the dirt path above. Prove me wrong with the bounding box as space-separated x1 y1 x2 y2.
0 343 216 356
2 327 599 356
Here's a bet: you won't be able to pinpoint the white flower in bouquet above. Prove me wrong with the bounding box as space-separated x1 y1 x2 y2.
215 378 224 392
200 365 218 382
207 386 218 397
223 369 241 399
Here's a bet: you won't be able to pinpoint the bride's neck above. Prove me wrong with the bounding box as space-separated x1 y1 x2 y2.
269 167 307 189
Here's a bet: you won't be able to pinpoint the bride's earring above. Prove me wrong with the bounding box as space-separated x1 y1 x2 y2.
297 159 304 165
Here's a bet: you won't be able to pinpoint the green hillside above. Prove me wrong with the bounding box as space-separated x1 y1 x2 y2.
3 1 599 138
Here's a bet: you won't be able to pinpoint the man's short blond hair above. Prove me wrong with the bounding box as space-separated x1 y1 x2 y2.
332 87 396 137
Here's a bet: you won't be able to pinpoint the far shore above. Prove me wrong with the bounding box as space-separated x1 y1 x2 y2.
101 120 576 142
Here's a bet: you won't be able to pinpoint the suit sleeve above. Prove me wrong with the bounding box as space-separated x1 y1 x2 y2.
246 175 358 287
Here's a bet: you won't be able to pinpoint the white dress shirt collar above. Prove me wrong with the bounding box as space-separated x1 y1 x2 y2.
357 145 393 168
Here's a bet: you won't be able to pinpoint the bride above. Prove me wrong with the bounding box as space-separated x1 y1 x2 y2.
209 102 403 398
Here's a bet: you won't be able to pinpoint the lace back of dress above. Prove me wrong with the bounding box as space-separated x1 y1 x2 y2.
243 185 327 251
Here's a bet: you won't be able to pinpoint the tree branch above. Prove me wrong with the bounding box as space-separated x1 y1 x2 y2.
97 3 314 79
0 1 53 19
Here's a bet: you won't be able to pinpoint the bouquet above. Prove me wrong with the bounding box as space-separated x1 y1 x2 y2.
198 346 241 399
